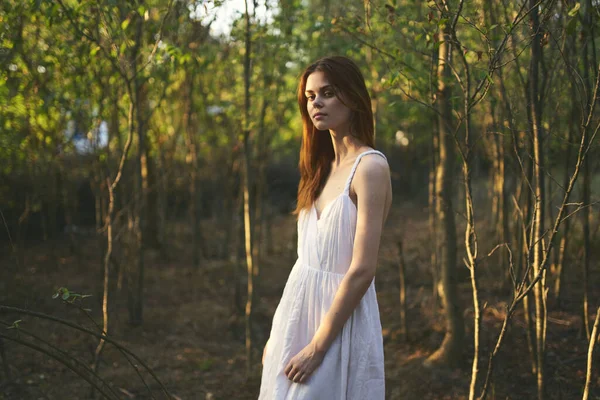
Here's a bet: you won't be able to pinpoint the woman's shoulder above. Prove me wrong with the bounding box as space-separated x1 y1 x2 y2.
353 151 390 190
357 150 389 171
351 152 391 207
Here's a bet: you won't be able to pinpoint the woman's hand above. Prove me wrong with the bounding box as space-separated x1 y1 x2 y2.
284 342 325 383
262 339 270 365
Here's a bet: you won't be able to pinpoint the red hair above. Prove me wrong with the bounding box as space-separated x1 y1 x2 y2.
293 56 375 216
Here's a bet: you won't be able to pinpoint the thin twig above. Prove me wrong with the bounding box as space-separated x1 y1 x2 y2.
0 306 172 399
0 333 117 400
0 208 15 253
0 321 120 399
582 307 600 400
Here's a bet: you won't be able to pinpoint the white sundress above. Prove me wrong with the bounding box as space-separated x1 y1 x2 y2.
259 150 386 400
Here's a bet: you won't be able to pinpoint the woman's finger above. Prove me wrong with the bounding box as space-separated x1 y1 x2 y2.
292 370 303 383
290 369 299 381
298 372 308 383
286 365 298 380
284 361 293 375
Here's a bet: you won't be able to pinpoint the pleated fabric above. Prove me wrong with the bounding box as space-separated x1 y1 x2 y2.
259 150 387 400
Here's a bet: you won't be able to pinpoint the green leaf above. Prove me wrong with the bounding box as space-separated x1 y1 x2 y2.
53 287 66 299
61 289 70 300
568 2 580 17
90 45 100 57
7 320 22 329
121 18 130 30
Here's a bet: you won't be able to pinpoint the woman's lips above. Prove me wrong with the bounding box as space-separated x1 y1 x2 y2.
314 113 326 120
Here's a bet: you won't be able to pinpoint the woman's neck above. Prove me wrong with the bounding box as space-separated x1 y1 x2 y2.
329 131 369 167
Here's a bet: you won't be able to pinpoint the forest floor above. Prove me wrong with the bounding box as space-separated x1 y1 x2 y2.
0 200 599 400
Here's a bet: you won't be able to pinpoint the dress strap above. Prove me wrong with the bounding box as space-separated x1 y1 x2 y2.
343 150 387 194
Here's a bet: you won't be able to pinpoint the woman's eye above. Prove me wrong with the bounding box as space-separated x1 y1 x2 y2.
324 91 334 97
307 95 315 100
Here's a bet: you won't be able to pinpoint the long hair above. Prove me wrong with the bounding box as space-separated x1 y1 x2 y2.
293 56 375 216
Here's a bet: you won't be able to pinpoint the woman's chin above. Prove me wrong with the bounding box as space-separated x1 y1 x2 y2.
313 122 329 131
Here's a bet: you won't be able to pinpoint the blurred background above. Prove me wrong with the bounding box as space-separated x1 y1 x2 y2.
0 0 599 399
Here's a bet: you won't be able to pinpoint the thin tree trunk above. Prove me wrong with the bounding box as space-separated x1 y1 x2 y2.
497 48 522 286
552 21 576 302
92 73 135 393
234 169 245 315
183 69 202 267
111 85 121 153
131 78 146 326
452 25 480 399
243 0 255 377
155 140 168 259
429 126 439 311
92 183 114 376
397 241 408 341
529 1 546 397
144 142 160 250
582 307 600 400
92 178 104 267
426 10 464 367
489 104 508 280
580 0 595 340
120 11 146 326
521 144 537 375
365 46 379 138
253 73 270 277
554 101 575 304
581 129 591 341
492 125 508 279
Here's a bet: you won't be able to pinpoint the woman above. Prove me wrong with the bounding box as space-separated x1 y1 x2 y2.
259 56 392 400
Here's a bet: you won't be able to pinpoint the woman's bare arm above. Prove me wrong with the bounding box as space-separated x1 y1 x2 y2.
311 154 391 352
284 154 392 383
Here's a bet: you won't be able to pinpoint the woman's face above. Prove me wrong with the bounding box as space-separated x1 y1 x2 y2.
305 71 352 133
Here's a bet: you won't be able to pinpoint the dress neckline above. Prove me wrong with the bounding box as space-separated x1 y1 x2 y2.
313 192 353 222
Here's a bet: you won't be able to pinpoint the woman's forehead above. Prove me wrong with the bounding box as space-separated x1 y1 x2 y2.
305 71 331 91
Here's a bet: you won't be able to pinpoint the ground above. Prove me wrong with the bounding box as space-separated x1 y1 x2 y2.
0 201 598 399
